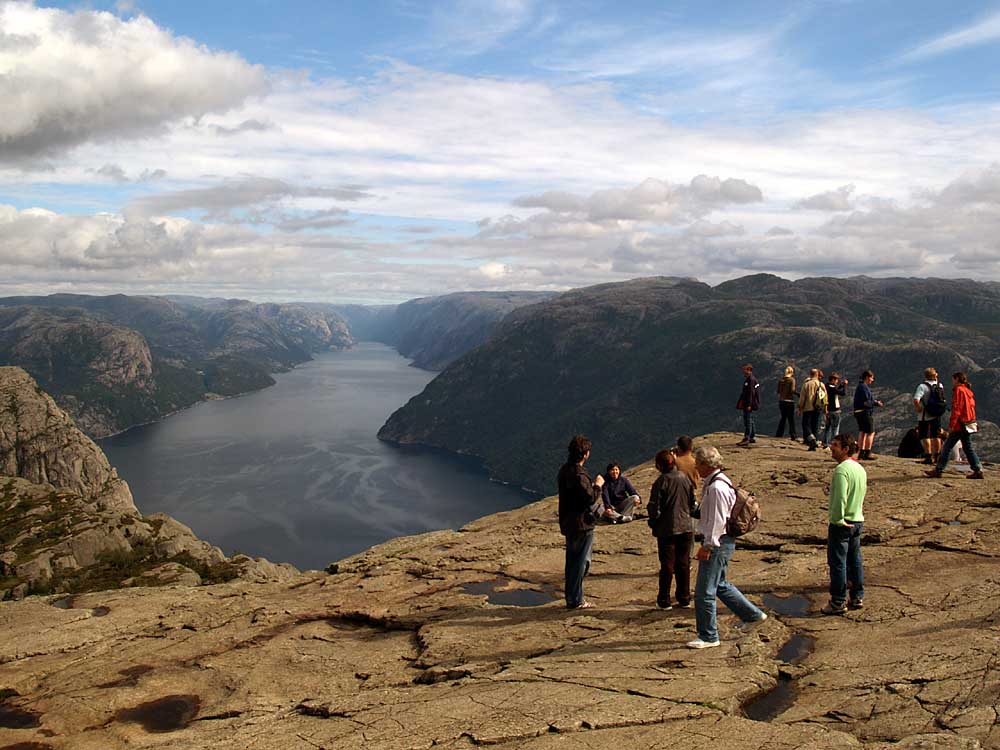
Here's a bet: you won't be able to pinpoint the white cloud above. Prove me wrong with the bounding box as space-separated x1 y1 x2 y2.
797 184 855 211
0 2 266 161
479 261 510 279
898 10 1000 63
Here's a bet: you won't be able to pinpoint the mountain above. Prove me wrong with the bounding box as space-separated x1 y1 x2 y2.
321 291 554 370
379 275 1000 492
0 367 296 599
0 294 354 437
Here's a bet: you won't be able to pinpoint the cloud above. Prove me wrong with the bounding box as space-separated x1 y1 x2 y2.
127 176 371 219
797 184 855 211
479 261 510 279
0 2 267 161
212 119 276 137
90 164 167 183
898 10 1000 63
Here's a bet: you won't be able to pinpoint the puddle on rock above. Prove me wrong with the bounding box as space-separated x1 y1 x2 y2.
49 596 74 610
461 578 557 607
91 606 111 617
743 633 816 722
948 520 964 526
762 594 812 617
115 695 200 733
0 743 54 750
0 693 42 730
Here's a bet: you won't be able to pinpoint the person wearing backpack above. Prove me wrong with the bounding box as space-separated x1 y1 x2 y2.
925 372 984 480
913 367 945 465
687 445 766 649
822 433 866 615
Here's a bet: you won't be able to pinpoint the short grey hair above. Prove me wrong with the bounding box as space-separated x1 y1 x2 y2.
694 445 724 470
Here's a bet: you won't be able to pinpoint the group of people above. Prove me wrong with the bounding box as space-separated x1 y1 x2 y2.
556 363 986 649
740 364 984 479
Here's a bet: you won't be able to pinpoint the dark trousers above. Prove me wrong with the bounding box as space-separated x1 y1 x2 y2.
776 401 797 438
656 532 693 607
564 530 594 608
802 410 820 444
828 522 864 606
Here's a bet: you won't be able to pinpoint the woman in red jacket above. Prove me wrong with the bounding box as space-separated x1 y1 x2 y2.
926 372 984 479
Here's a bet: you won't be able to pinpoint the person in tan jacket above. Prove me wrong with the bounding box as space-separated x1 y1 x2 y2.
798 369 823 450
775 366 798 440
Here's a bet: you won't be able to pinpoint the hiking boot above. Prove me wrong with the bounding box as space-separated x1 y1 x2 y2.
848 598 864 610
918 456 934 465
686 638 720 649
675 601 692 609
737 439 750 447
604 509 623 523
924 468 943 478
861 452 878 461
656 602 672 610
821 601 848 616
748 438 757 444
807 443 818 452
739 612 768 631
967 470 984 480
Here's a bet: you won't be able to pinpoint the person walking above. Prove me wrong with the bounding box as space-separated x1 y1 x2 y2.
797 369 823 450
821 372 848 449
852 370 883 460
557 435 605 609
775 366 798 440
822 433 866 614
925 372 985 480
737 364 760 447
646 449 695 610
913 368 945 465
687 445 766 649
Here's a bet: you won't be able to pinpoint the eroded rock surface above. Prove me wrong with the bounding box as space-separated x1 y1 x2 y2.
1 433 998 748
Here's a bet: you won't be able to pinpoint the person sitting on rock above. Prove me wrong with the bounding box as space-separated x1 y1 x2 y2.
688 445 767 648
646 449 695 609
557 435 605 610
601 462 641 523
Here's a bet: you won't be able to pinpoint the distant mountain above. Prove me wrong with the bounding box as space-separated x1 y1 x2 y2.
321 292 554 370
0 294 353 437
379 275 1000 493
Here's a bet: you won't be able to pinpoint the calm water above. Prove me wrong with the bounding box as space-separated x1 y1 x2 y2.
100 343 537 570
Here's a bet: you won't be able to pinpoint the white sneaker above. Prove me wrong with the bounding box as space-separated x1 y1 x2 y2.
686 638 721 649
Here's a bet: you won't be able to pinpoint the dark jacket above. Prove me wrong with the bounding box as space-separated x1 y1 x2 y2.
826 381 847 413
853 382 877 416
777 375 796 401
646 468 695 537
557 462 602 537
738 374 761 411
602 474 638 510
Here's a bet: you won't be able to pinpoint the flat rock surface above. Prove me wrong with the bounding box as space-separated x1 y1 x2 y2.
1 433 999 749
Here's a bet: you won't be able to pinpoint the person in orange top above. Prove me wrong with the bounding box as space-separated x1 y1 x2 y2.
925 372 984 480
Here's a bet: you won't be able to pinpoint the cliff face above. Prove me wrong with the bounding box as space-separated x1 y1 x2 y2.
1 435 998 748
380 275 1000 492
0 367 297 599
0 294 355 437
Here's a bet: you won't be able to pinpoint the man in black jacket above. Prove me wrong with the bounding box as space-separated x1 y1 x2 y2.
647 449 695 609
737 364 761 447
557 435 605 610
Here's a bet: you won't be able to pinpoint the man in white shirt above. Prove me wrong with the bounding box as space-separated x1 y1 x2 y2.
913 367 943 465
687 445 766 649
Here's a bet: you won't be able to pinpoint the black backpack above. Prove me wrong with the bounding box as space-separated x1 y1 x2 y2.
923 381 947 418
708 474 761 537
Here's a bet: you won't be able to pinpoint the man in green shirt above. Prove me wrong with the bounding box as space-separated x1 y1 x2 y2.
823 433 866 615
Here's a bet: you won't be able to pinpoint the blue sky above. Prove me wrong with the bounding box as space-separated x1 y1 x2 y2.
2 1 1000 302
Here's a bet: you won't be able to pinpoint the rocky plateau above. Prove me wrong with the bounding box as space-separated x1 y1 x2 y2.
2 427 999 749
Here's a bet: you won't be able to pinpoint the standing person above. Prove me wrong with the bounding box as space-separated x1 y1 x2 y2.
674 435 699 492
687 445 766 649
822 433 866 614
737 364 761 447
913 368 946 465
557 435 605 610
775 366 798 440
852 371 883 460
821 372 848 449
646 449 695 610
798 369 823 451
601 462 641 523
926 372 985 480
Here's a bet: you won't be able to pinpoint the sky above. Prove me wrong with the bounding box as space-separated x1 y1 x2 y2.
2 1 1000 303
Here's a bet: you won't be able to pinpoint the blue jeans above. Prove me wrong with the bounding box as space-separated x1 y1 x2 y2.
564 530 594 607
694 536 763 642
742 410 756 440
936 430 982 472
828 522 864 606
822 411 842 446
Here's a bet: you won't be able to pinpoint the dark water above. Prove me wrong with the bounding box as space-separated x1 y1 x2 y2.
100 344 537 570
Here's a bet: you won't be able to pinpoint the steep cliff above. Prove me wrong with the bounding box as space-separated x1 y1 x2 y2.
380 275 1000 492
0 367 297 599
